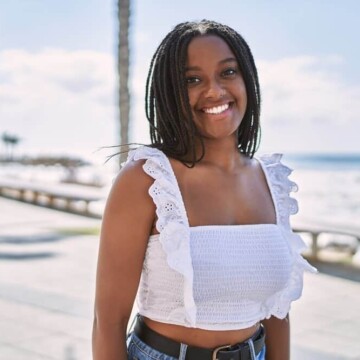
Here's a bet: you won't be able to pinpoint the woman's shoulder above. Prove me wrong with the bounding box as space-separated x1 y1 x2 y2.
256 152 285 166
105 156 156 218
110 147 161 198
110 145 173 203
255 152 295 179
122 145 166 165
117 145 165 177
116 157 149 182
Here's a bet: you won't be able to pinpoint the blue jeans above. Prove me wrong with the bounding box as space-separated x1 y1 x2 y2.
127 333 266 360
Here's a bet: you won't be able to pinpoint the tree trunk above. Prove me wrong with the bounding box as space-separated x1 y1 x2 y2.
118 0 130 168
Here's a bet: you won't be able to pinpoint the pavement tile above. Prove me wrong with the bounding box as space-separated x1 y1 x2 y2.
0 343 54 360
0 317 51 344
291 345 355 360
0 299 92 341
321 319 360 342
0 282 93 319
292 328 360 359
290 311 334 336
15 333 91 360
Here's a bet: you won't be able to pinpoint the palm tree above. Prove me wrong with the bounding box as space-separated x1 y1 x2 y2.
1 132 21 161
118 0 131 167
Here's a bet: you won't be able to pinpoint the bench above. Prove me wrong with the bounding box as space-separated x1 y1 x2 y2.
0 178 105 217
293 222 360 260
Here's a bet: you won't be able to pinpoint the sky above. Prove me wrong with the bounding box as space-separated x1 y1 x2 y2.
1 0 359 163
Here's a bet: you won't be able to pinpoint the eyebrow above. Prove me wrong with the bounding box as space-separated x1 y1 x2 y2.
185 57 237 72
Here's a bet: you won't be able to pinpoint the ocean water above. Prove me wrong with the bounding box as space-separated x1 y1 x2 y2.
282 154 360 229
285 153 360 171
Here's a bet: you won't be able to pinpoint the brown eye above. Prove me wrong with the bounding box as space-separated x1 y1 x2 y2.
186 76 200 84
223 68 237 77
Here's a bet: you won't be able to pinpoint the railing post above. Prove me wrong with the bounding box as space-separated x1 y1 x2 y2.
84 201 90 215
18 189 26 201
48 195 55 208
311 232 319 260
65 199 72 211
32 191 39 204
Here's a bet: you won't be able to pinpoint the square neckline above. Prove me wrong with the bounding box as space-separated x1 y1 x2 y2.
160 152 279 230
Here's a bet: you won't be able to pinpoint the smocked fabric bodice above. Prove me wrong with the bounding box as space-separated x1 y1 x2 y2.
123 146 317 330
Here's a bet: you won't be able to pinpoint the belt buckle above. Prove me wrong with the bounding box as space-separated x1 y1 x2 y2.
212 344 231 360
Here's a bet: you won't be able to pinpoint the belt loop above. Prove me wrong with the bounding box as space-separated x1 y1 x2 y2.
247 338 256 360
179 343 188 360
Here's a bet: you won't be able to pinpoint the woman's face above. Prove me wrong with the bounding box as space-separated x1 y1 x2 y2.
185 35 247 141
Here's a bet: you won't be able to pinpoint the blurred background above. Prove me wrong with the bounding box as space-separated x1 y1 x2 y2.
0 1 359 359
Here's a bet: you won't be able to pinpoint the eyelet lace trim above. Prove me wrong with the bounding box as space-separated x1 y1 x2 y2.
124 146 196 326
258 154 317 319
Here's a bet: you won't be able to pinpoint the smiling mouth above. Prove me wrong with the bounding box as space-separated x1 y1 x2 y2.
202 102 232 115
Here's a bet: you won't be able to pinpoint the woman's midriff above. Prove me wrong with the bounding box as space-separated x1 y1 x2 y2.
143 317 260 348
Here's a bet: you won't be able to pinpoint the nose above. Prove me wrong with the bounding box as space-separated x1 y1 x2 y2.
204 78 225 99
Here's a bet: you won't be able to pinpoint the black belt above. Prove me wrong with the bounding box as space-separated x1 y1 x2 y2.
133 317 266 360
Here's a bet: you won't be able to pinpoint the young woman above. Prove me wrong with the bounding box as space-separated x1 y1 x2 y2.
92 20 316 360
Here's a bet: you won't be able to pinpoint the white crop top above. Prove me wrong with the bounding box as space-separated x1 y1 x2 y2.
123 146 316 330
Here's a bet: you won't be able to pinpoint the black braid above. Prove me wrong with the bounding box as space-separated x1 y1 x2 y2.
145 20 261 165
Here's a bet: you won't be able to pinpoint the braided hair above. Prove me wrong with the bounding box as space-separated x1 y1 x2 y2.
145 20 261 165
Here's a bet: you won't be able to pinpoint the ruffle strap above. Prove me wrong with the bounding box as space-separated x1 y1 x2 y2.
261 230 317 319
124 146 197 326
259 154 317 319
259 154 299 230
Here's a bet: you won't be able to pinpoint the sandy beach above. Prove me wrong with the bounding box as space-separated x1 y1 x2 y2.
1 196 360 359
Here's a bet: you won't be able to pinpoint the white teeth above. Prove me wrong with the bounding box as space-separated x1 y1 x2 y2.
203 103 229 114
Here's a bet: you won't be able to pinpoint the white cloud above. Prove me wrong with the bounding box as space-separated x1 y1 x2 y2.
257 56 360 153
259 56 359 124
0 49 118 162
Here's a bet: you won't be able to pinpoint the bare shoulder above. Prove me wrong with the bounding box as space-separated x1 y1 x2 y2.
108 159 154 202
103 159 156 230
114 158 153 186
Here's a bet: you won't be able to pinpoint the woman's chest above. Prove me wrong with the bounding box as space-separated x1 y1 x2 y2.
177 167 276 226
189 226 292 300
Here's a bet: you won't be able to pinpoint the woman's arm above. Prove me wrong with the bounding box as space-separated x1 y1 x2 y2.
261 314 290 360
92 160 156 360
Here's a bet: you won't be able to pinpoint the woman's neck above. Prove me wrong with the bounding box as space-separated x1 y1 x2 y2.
194 137 248 172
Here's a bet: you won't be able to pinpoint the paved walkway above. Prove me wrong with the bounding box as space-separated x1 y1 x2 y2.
0 197 359 359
